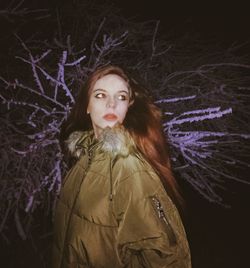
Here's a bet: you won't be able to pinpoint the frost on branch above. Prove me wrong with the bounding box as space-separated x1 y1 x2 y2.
0 1 250 241
165 106 250 203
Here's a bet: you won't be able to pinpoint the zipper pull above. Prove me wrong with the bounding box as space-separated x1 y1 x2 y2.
151 196 177 246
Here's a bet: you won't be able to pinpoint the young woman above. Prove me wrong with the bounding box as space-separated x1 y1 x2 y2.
52 65 191 267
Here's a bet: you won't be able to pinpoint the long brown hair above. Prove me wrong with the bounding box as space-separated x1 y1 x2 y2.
60 65 183 206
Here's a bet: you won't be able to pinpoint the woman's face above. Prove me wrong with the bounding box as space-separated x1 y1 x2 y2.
87 74 130 138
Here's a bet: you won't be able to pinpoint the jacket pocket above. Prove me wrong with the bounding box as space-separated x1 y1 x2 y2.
150 196 177 247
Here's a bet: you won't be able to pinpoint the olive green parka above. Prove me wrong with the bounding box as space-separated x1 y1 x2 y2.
52 127 191 268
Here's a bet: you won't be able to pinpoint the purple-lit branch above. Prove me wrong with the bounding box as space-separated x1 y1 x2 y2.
155 95 197 103
92 31 128 70
0 0 49 20
166 107 232 125
16 53 76 103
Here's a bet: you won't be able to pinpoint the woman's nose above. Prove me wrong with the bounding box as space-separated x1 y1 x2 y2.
106 97 116 108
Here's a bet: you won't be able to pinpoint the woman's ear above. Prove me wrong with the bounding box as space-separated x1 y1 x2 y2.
129 99 134 107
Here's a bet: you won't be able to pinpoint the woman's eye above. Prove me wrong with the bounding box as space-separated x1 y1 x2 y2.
117 95 127 101
95 93 106 99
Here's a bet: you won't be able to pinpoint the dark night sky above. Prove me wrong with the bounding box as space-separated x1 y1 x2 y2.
112 0 250 44
1 0 250 48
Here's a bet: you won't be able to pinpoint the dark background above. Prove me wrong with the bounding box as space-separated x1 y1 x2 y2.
116 0 250 41
126 2 250 267
1 0 250 267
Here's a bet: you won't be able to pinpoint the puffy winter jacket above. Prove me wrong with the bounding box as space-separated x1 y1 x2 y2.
52 127 191 268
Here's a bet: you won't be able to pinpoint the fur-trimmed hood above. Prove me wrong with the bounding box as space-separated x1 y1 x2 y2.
66 126 136 159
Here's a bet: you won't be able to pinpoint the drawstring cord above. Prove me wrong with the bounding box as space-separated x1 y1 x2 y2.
109 156 113 201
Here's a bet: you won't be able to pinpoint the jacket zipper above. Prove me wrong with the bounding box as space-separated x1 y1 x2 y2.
150 196 177 246
59 149 93 268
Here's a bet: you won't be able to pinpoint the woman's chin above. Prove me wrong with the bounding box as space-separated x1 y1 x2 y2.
94 121 122 137
103 121 118 128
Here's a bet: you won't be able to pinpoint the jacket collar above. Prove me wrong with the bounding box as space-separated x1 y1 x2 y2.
66 125 136 158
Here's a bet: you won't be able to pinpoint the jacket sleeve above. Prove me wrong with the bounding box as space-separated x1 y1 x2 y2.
113 170 191 268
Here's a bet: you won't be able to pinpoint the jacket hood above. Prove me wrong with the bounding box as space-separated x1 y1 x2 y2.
66 125 136 158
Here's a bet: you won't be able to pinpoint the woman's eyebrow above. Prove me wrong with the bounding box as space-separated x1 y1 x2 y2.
118 90 129 94
93 89 129 94
93 88 106 92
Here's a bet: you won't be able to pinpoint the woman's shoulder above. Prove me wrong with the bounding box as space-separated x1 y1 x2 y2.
112 152 162 195
112 151 151 174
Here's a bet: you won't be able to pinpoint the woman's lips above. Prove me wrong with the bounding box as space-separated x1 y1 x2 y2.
103 113 118 121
